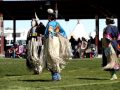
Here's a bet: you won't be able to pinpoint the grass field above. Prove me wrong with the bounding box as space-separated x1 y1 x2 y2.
0 58 120 90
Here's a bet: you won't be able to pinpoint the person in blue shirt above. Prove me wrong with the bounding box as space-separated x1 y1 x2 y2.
44 10 67 39
43 8 71 81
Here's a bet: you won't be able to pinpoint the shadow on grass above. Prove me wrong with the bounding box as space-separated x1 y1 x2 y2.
5 74 22 77
77 77 108 80
20 79 52 82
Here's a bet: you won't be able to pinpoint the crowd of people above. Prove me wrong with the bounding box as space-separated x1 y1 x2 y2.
3 8 120 81
69 36 96 59
5 43 26 58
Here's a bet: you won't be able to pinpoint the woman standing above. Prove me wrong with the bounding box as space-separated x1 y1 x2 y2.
102 17 120 80
26 19 43 74
44 8 71 81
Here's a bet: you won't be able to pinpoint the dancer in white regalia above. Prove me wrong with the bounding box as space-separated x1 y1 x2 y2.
43 8 71 81
26 9 71 81
26 19 44 74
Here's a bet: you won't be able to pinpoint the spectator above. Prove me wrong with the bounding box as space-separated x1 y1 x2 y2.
69 36 77 57
80 37 88 58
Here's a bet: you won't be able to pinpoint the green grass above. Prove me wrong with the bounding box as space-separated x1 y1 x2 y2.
0 58 120 90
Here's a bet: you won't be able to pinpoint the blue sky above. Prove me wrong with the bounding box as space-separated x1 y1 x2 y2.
3 19 117 38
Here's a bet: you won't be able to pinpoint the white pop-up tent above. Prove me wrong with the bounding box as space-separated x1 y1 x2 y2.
69 21 89 40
